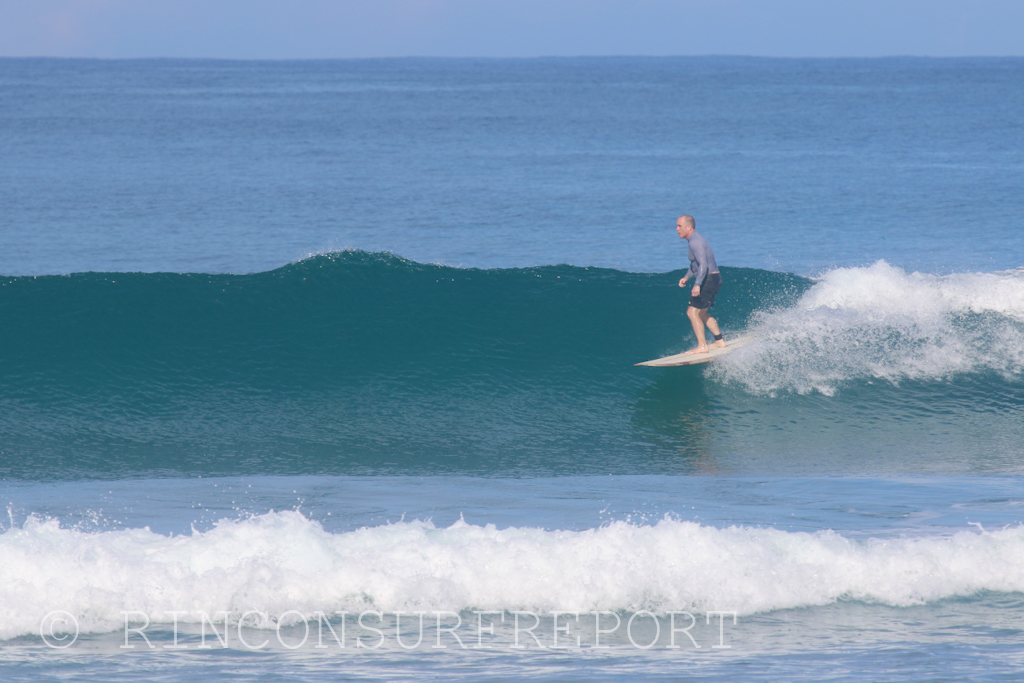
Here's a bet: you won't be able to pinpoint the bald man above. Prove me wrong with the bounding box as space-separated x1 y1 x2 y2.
676 215 726 354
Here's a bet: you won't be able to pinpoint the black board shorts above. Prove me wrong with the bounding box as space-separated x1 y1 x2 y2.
689 272 721 310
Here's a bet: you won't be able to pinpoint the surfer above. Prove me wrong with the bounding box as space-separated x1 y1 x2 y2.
676 215 725 355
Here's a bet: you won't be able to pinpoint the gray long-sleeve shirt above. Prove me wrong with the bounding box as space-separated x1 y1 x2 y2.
686 230 718 286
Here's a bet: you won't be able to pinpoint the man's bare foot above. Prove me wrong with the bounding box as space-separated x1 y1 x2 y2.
711 339 727 349
683 346 709 355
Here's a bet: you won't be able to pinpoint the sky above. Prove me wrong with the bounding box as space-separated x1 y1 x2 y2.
0 0 1022 59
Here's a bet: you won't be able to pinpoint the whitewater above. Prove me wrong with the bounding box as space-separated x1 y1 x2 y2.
5 510 1024 642
716 261 1024 395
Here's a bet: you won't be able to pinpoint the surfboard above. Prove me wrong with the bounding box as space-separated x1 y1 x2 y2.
635 334 756 367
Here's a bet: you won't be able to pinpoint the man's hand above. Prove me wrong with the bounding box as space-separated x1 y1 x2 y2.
678 276 688 288
691 285 700 298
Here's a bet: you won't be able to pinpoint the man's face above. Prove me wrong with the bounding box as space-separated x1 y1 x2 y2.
676 220 692 239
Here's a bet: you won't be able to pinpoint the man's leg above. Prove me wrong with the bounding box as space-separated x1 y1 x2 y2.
701 311 726 348
684 305 709 354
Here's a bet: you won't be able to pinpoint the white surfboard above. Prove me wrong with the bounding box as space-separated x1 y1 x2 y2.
635 334 756 367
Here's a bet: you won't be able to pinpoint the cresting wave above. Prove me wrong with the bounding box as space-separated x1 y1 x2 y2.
3 253 1018 398
2 510 1023 640
1 252 1021 476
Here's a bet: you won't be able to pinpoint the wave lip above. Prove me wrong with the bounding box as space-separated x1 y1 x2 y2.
3 510 1024 640
715 261 1024 395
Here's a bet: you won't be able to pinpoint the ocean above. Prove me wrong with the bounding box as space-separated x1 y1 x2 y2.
1 56 1023 681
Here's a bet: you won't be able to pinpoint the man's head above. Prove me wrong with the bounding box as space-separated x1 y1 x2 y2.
676 215 696 239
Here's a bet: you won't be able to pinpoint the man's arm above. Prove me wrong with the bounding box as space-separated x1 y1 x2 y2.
687 240 710 297
690 243 709 288
679 255 699 288
678 272 700 296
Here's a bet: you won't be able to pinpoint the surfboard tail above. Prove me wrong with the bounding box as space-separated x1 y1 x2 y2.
635 334 756 367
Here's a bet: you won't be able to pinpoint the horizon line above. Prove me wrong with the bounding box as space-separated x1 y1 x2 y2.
3 54 1022 61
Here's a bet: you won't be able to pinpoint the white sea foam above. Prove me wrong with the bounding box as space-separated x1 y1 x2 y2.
3 510 1024 639
715 261 1024 395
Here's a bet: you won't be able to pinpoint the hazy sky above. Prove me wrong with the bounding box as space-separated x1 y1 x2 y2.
1 0 1022 59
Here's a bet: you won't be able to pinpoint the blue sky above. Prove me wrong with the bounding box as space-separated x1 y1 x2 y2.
1 0 1022 59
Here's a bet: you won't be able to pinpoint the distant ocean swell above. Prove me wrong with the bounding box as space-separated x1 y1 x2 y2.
0 251 1021 477
3 510 1024 640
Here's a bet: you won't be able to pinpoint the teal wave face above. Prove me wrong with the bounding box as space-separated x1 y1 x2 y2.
0 251 796 387
1 252 1022 479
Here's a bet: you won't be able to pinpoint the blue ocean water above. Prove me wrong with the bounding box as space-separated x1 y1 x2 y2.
1 57 1023 681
